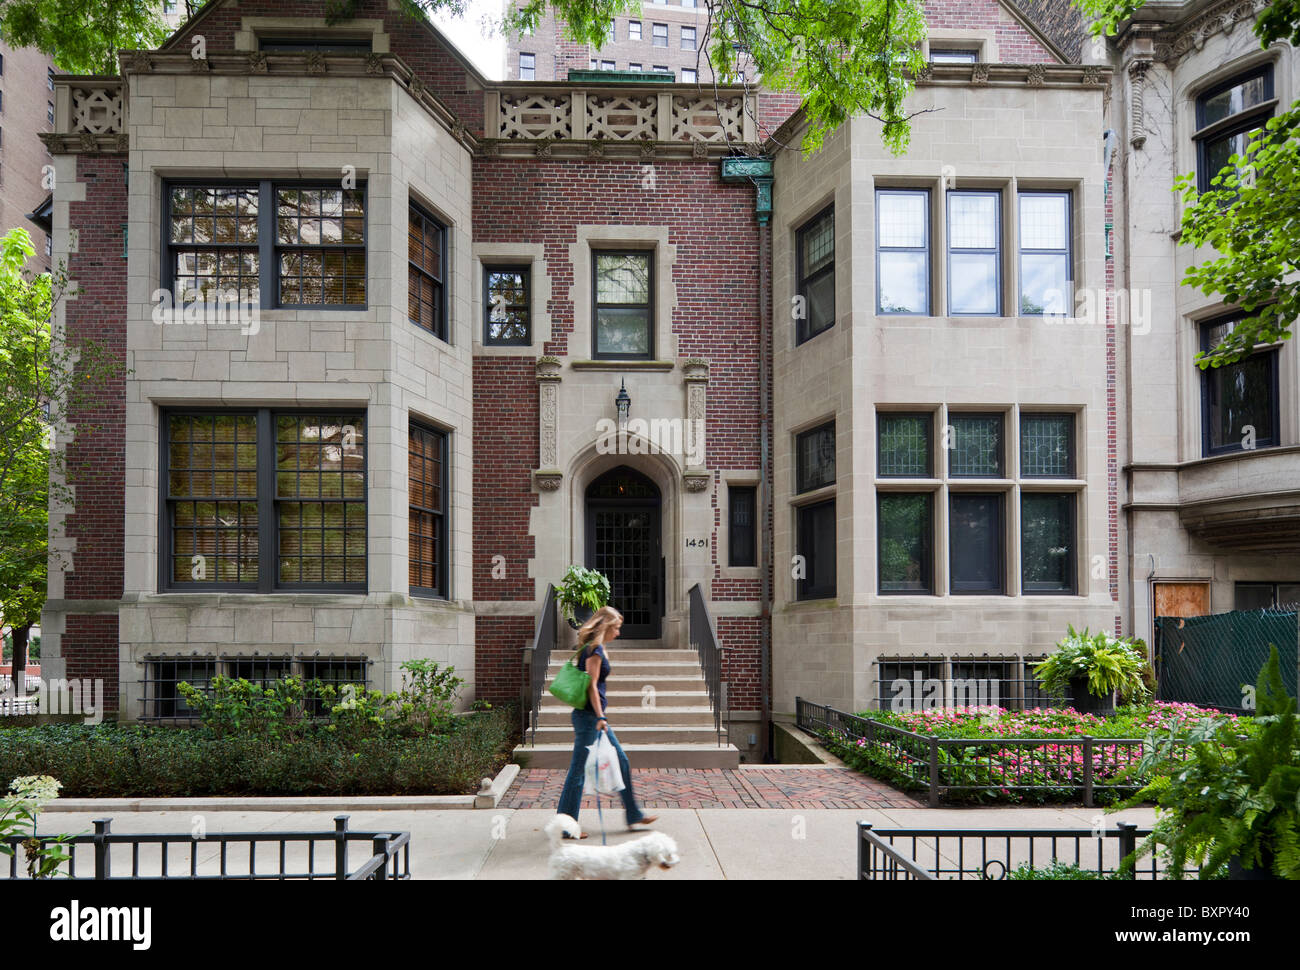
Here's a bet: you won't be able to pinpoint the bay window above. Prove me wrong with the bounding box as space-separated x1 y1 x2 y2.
162 410 367 592
164 181 366 309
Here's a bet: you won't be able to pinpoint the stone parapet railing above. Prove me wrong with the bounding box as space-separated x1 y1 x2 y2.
484 84 759 159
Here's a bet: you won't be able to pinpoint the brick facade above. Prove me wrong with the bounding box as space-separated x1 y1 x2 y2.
47 0 1227 744
57 153 129 713
471 156 768 702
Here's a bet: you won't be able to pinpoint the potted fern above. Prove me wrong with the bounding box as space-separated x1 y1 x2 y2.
555 565 611 629
1110 646 1299 880
1034 625 1151 715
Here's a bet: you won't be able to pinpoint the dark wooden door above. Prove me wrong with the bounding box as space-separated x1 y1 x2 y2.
585 467 662 639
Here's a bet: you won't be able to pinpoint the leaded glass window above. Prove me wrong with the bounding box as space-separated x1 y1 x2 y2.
947 413 1004 477
275 187 366 306
275 414 367 587
409 202 446 339
409 421 448 597
1020 413 1074 478
796 205 835 342
594 251 653 358
168 186 260 305
796 422 836 493
878 413 932 477
166 413 260 585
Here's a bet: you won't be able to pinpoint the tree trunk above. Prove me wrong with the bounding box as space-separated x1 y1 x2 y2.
11 624 30 696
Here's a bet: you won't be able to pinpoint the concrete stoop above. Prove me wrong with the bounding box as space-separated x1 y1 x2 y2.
513 648 740 769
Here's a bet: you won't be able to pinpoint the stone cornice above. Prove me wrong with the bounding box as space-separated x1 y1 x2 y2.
1113 0 1271 65
43 50 480 156
766 63 1111 151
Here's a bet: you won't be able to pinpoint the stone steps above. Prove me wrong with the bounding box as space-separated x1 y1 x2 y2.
516 646 738 768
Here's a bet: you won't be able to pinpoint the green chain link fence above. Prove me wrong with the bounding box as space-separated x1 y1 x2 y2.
1154 608 1298 715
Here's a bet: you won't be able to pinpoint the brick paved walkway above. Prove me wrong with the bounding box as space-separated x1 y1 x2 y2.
501 767 924 810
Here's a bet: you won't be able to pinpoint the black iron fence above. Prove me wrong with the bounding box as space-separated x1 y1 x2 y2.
797 697 1150 807
858 822 1180 880
688 583 728 746
3 815 409 880
1155 608 1298 715
524 584 557 745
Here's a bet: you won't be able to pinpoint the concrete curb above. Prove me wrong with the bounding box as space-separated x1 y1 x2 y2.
43 761 522 813
476 763 519 808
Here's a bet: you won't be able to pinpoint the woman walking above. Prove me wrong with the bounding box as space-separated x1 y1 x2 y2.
556 605 657 837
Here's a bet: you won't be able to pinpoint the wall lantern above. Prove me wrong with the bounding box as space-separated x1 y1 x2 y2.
615 378 631 431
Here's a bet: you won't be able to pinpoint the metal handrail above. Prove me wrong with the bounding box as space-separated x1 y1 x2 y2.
858 822 1161 880
688 584 728 747
526 584 558 746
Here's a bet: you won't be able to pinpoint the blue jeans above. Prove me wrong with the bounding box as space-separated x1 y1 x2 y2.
557 706 646 826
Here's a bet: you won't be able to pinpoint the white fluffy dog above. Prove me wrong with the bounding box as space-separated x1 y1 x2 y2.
544 814 680 880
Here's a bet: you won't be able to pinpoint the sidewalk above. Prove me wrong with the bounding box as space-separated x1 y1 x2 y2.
30 802 1158 880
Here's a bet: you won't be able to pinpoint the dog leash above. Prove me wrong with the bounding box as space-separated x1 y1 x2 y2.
595 790 606 845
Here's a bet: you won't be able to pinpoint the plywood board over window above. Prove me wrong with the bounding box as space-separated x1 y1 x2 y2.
1153 581 1211 618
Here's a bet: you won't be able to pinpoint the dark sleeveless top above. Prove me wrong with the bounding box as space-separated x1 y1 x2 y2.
576 643 610 711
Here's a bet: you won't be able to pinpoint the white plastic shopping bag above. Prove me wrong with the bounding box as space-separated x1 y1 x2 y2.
584 730 626 794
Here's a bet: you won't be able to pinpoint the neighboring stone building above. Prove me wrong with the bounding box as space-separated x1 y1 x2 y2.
2 40 57 272
35 0 1298 762
1103 0 1300 634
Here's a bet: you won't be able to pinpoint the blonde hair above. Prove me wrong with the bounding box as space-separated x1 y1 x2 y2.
577 605 623 647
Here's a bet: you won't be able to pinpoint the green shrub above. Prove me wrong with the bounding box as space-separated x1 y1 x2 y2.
1008 861 1121 880
0 708 515 797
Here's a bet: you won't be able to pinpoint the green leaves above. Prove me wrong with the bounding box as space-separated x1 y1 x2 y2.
1034 625 1152 702
441 0 928 154
556 564 611 620
0 228 120 631
1107 647 1300 879
0 0 173 75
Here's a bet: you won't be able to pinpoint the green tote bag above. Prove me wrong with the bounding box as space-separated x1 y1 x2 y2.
548 645 591 709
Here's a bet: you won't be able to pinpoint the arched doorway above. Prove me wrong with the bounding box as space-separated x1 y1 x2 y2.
585 466 662 640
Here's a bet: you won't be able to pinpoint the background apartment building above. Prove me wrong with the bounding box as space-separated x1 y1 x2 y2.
1 40 56 273
1103 0 1300 637
505 0 755 83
